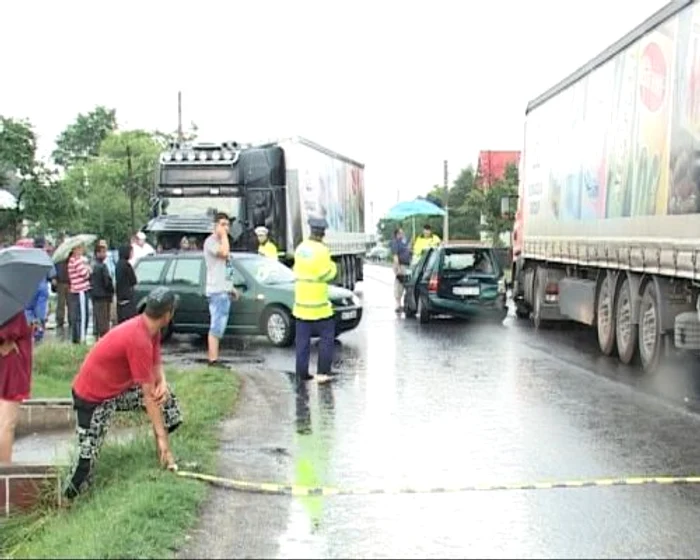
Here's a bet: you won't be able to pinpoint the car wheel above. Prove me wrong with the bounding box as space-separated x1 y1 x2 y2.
404 298 417 319
417 295 430 324
262 305 294 347
161 321 174 343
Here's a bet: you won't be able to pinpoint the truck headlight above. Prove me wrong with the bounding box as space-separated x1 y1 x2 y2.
498 278 506 294
351 294 361 307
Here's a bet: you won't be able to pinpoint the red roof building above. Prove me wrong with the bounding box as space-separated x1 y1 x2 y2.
476 150 520 189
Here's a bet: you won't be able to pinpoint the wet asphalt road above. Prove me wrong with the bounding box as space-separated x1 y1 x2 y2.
173 264 700 558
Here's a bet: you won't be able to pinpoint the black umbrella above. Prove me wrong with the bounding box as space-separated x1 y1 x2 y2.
0 247 54 325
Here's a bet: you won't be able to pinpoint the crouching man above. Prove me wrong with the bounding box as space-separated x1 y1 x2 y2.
64 287 182 500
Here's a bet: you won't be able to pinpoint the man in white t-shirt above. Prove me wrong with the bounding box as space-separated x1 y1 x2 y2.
129 232 155 266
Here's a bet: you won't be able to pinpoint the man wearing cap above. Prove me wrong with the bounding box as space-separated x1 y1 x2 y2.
255 226 279 260
293 217 337 383
64 287 182 499
129 231 155 267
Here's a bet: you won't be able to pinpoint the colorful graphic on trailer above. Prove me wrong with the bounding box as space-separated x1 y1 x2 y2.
523 4 700 223
297 145 365 233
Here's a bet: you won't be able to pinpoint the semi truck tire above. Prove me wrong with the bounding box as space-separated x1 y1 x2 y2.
638 281 663 373
596 274 616 356
615 277 638 365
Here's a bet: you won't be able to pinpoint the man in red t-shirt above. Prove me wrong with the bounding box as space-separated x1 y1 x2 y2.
64 287 182 499
0 311 33 463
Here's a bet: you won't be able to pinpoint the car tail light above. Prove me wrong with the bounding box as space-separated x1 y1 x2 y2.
428 273 439 293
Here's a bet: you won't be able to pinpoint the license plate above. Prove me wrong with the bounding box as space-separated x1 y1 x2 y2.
454 286 479 296
341 310 358 320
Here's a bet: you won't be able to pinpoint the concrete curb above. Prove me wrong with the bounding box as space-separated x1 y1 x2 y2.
16 399 74 438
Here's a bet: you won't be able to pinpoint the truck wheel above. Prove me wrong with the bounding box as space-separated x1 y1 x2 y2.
515 303 530 320
532 273 547 330
417 295 430 324
596 275 616 356
615 277 638 365
638 281 663 373
348 257 356 292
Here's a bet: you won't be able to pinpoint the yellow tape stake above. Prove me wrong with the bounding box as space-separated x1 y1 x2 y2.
174 471 700 496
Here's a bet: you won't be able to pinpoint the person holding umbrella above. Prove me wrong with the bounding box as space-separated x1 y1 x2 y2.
0 246 54 462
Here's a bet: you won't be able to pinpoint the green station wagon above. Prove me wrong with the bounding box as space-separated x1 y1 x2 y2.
403 243 508 324
132 251 363 346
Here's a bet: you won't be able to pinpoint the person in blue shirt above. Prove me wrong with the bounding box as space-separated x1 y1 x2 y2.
25 237 56 343
390 227 412 313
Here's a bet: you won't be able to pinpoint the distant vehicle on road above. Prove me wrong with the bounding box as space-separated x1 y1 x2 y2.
403 242 508 324
366 245 391 262
132 251 363 346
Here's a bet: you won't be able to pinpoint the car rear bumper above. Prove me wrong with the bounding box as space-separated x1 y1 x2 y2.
427 293 507 317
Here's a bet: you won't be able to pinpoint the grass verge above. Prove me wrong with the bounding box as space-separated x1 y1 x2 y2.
3 342 240 559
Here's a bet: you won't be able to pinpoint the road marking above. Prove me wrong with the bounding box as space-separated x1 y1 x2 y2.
174 471 700 496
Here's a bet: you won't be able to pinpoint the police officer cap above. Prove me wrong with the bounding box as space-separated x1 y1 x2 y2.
145 287 179 317
308 217 328 230
254 226 269 236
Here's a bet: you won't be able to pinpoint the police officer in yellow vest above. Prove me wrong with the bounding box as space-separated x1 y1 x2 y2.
293 217 337 384
255 226 279 259
412 223 441 264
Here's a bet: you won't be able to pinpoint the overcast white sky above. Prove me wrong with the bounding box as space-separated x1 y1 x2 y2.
0 0 667 225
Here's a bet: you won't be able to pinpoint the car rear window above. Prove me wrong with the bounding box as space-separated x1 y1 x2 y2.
442 249 495 274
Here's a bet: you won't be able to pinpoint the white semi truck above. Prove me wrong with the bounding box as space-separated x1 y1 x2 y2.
144 136 371 290
511 0 700 372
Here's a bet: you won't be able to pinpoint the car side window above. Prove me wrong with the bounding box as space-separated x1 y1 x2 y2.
420 250 438 282
135 259 167 285
229 263 246 287
166 259 203 287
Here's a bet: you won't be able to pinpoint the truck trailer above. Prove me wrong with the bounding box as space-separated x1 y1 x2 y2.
144 136 371 291
512 0 700 372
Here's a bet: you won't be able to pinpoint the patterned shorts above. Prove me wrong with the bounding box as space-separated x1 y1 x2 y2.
64 385 183 499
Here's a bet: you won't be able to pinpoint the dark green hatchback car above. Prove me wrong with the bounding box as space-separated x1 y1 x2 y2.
403 243 508 324
132 251 363 346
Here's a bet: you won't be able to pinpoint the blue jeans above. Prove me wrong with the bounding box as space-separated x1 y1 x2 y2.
208 292 231 339
295 317 336 379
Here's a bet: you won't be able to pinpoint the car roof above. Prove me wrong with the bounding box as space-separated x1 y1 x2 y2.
137 250 260 260
441 241 494 250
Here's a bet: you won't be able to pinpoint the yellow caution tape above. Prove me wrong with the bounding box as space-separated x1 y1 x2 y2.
174 470 700 496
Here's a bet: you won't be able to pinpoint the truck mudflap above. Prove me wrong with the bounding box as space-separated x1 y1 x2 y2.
674 312 700 351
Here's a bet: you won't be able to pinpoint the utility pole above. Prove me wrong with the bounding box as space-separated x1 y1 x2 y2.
177 91 183 142
126 144 135 233
443 159 449 242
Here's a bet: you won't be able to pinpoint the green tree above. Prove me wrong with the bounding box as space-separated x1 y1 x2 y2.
0 117 37 187
60 129 161 243
461 162 519 246
52 106 117 168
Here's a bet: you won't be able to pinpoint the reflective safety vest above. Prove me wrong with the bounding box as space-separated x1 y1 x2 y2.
412 234 441 261
293 239 337 320
258 240 279 259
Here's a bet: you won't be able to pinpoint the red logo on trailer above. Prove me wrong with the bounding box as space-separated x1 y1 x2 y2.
639 41 667 112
